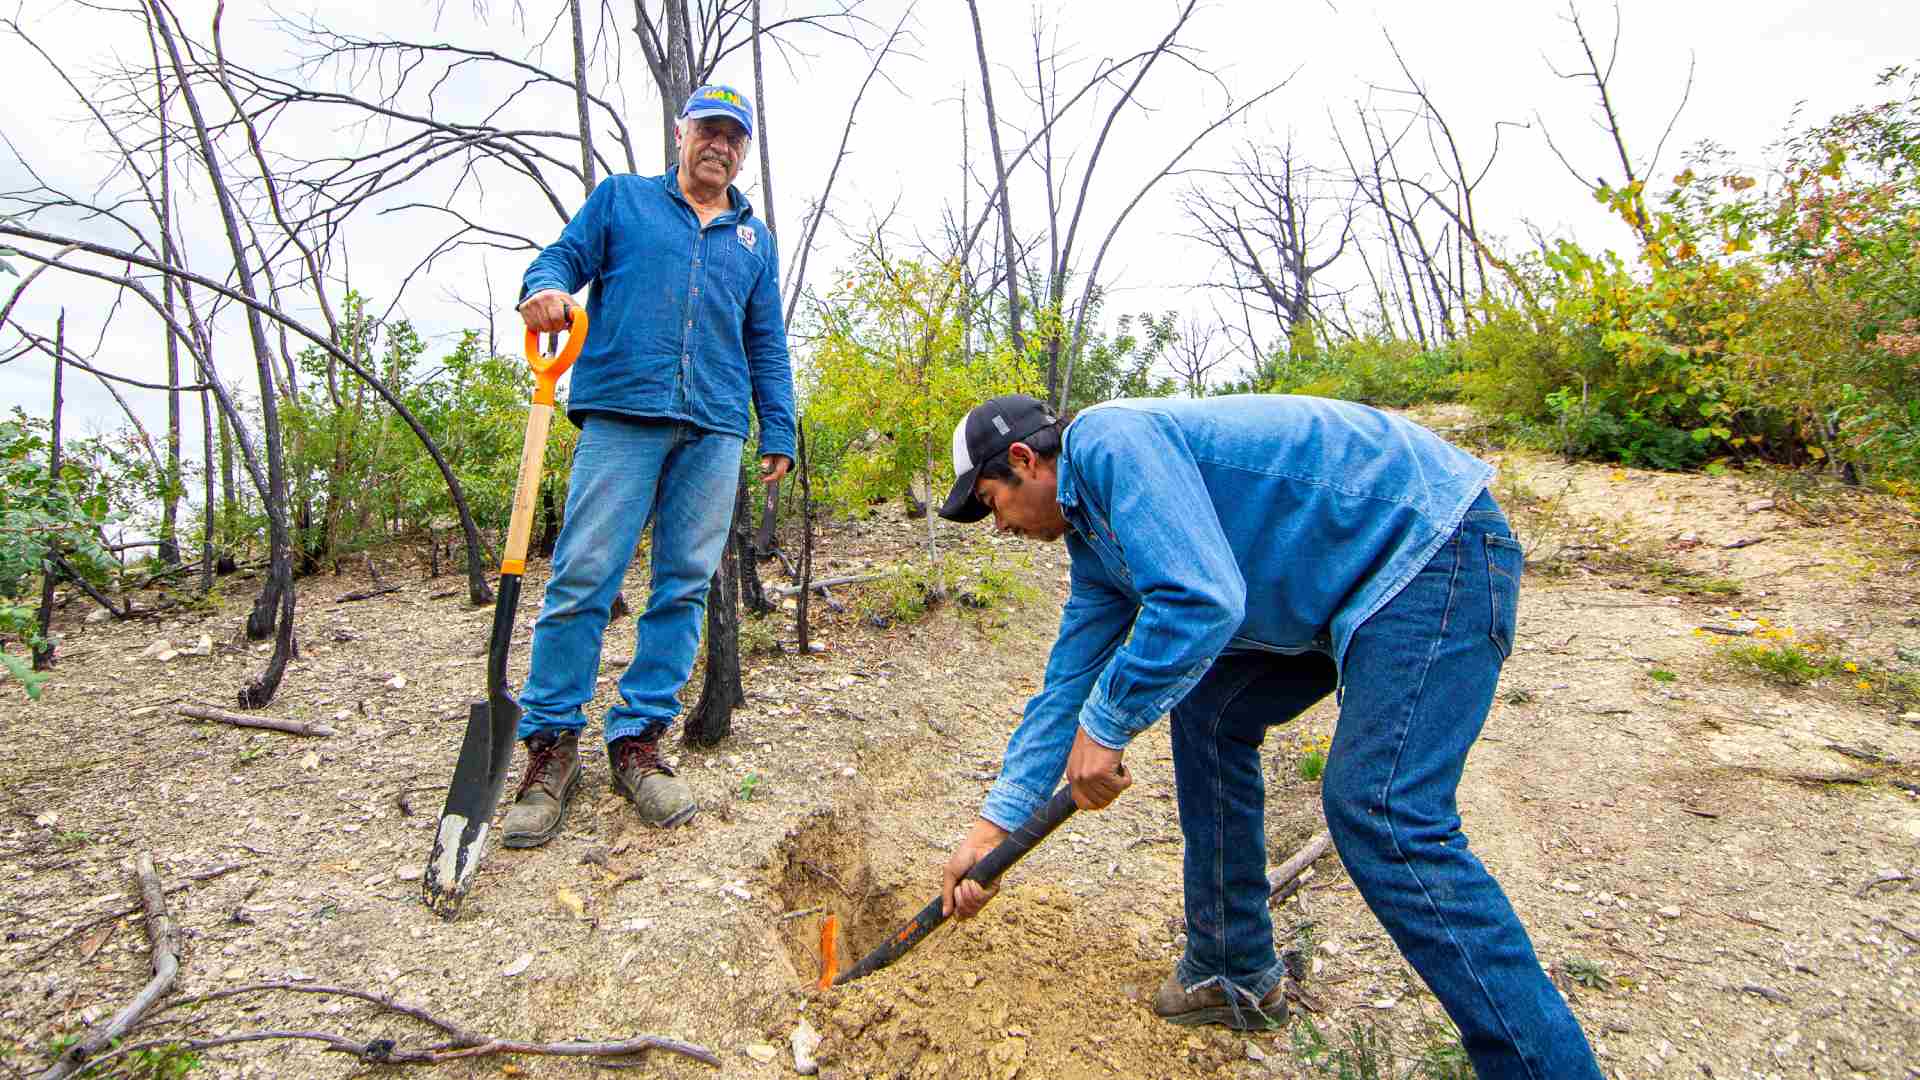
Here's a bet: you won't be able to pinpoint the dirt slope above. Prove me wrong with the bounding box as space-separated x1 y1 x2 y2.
3 445 1917 1079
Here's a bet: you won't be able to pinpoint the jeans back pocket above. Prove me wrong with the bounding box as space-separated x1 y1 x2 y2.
1484 534 1524 658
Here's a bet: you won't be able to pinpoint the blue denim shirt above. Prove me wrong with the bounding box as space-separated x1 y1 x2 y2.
980 395 1496 831
520 169 797 460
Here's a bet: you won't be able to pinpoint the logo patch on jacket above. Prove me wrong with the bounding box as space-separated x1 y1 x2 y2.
736 225 757 252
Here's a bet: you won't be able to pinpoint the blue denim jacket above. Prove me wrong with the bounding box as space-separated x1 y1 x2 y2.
520 168 797 460
980 395 1496 831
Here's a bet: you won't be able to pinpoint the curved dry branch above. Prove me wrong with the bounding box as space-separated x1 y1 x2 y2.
1059 76 1291 409
0 228 498 608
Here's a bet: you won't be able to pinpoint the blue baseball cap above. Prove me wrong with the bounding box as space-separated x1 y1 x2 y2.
680 84 754 140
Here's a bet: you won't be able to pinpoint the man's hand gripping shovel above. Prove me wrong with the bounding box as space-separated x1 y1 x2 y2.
422 306 586 920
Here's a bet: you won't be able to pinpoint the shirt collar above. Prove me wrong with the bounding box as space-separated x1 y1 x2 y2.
664 165 753 221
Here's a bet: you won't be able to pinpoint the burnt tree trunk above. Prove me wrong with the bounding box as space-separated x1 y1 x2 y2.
685 482 747 747
739 481 772 616
795 426 814 656
535 481 561 558
198 387 214 593
754 480 779 556
33 314 66 671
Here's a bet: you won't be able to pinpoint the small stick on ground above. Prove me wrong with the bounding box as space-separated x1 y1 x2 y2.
81 981 720 1073
180 705 337 737
21 863 243 970
767 573 885 598
39 852 180 1079
336 585 401 603
1856 870 1913 899
1268 830 1333 901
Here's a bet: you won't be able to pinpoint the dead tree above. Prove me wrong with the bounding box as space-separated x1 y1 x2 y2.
1166 314 1227 398
966 0 1026 358
1367 30 1537 321
1538 0 1696 246
684 481 750 747
147 2 296 705
31 314 65 671
1182 139 1356 358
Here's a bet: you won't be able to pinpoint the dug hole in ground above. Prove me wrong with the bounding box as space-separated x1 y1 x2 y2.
4 413 1918 1078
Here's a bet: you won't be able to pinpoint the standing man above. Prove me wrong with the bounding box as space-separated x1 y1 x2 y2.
937 394 1601 1080
506 84 794 843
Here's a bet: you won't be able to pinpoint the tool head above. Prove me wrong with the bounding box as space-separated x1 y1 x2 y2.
522 304 588 405
422 691 521 919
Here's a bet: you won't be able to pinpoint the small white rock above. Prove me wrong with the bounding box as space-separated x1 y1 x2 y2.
299 751 320 771
1658 906 1683 920
791 1019 822 1075
839 766 857 779
141 639 174 659
501 952 533 977
186 634 213 657
743 1043 778 1064
395 865 424 883
85 608 113 624
385 674 407 689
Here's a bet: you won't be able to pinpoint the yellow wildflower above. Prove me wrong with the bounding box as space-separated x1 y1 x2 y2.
1843 662 1859 673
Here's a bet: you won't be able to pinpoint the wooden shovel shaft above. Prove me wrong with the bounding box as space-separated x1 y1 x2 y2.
499 400 553 577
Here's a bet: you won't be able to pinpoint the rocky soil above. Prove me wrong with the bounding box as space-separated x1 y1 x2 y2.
3 434 1918 1079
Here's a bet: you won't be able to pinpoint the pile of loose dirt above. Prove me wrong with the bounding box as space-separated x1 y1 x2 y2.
807 885 1252 1080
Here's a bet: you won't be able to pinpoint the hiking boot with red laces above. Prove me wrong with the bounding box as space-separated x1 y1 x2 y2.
610 734 698 827
500 730 582 848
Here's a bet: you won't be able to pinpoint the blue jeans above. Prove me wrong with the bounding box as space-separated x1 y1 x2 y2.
518 414 743 744
1169 491 1601 1080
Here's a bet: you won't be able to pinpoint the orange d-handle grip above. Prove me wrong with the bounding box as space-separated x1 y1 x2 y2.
523 304 588 405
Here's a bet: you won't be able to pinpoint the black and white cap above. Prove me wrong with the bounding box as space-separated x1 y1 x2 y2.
938 394 1058 523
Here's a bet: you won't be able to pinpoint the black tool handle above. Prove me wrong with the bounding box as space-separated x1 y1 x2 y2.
834 784 1080 985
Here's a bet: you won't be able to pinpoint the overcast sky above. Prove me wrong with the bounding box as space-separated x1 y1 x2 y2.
2 0 1915 486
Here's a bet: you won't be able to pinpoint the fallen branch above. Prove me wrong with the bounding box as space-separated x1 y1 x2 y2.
1857 870 1914 899
180 705 337 737
1875 918 1920 946
1268 830 1333 901
20 863 244 970
39 853 181 1079
80 981 721 1072
335 585 401 603
767 573 885 598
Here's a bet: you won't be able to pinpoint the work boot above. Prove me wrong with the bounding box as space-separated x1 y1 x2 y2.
610 734 698 827
1151 971 1289 1030
500 731 582 848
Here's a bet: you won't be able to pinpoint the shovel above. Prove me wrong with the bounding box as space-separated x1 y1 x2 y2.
423 304 587 920
833 782 1081 985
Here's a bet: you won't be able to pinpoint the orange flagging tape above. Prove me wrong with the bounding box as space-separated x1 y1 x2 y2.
818 914 840 989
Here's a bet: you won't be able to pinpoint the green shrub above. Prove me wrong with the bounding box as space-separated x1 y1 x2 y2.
1263 334 1465 407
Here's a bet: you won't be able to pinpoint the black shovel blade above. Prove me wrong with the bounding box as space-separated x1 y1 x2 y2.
834 784 1082 985
422 692 519 919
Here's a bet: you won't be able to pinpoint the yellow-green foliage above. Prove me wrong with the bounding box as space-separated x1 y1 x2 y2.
852 542 1040 629
803 248 1037 516
1458 68 1920 478
1270 334 1466 407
